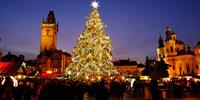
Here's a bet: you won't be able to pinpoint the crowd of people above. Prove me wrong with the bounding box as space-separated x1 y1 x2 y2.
132 77 200 99
0 76 200 100
0 76 127 100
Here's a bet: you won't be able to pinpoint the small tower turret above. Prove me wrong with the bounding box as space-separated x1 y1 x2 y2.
165 26 176 40
158 35 164 48
157 35 166 61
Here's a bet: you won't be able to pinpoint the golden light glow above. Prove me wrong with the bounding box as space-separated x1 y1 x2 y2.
140 76 150 80
162 77 171 81
46 70 52 74
98 76 101 80
16 75 22 79
122 76 125 80
85 75 89 80
68 71 71 75
65 1 118 80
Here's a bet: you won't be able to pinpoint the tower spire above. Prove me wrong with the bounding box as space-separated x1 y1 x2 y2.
40 11 58 52
46 11 56 24
166 25 171 32
158 35 164 48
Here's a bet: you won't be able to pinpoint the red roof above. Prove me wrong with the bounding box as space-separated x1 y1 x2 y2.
0 62 15 75
40 73 60 78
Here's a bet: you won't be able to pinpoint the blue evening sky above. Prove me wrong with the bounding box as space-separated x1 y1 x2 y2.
0 0 200 63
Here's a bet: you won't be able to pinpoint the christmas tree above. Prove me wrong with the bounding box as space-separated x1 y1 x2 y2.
66 1 118 80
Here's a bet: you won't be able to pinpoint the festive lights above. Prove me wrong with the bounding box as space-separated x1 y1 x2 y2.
46 70 52 74
66 1 118 80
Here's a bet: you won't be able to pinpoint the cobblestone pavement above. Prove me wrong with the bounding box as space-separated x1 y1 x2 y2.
108 91 200 100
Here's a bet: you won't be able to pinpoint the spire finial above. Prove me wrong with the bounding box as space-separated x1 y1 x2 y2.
91 0 99 9
166 25 171 32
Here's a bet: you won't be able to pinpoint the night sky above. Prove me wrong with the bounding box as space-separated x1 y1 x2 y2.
0 0 200 63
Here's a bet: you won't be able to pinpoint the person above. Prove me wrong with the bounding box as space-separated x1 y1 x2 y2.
150 80 160 100
96 80 108 100
13 80 24 100
0 76 14 100
133 81 138 94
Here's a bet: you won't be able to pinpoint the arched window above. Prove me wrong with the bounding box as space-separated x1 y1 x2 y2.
186 63 190 73
170 47 173 52
179 66 182 75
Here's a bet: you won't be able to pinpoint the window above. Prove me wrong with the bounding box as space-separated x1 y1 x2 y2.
196 65 199 69
46 29 50 35
179 66 182 75
171 47 173 52
186 63 190 73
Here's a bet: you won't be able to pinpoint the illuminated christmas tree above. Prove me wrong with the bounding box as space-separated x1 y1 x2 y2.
66 1 118 80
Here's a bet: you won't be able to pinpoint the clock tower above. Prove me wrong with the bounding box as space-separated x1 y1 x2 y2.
40 11 58 52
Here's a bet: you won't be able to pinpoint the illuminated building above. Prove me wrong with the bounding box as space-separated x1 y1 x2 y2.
114 59 144 77
37 11 71 73
157 26 200 76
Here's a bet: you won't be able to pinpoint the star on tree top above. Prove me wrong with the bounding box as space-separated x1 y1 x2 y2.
91 1 99 9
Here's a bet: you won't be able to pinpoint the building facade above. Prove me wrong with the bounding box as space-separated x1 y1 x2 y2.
114 59 144 77
37 11 71 74
157 26 200 76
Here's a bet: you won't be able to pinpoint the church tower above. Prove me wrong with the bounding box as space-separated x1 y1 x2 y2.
157 35 165 61
40 11 58 52
164 26 177 56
